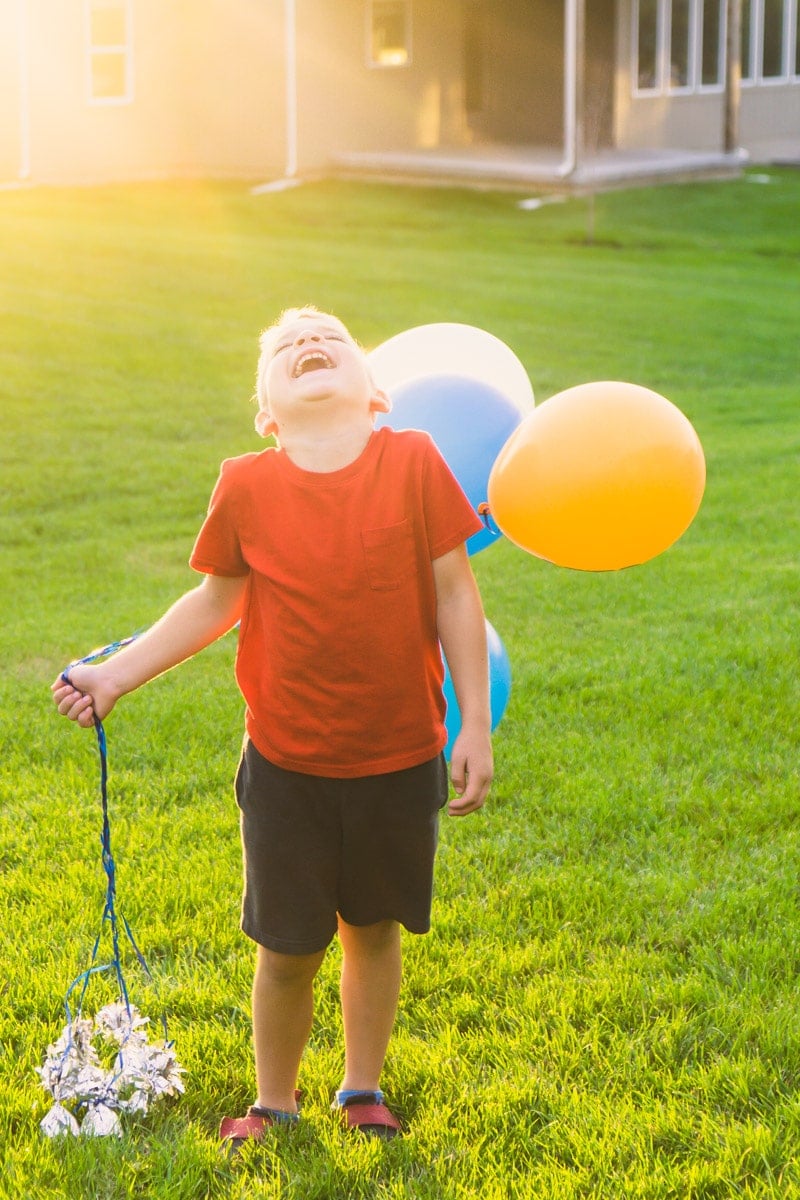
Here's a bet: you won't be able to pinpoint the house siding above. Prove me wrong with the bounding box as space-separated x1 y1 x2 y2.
1 0 288 185
739 83 800 159
463 0 565 147
0 3 23 180
294 0 469 167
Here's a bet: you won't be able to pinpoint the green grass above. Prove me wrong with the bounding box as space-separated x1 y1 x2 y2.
1 170 799 1198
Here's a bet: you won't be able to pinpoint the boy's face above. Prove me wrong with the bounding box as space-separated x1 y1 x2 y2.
256 314 389 438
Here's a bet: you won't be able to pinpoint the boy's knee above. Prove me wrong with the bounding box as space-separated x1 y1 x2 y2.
338 917 400 954
255 944 326 986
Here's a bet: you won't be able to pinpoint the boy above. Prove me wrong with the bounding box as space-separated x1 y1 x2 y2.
52 307 493 1145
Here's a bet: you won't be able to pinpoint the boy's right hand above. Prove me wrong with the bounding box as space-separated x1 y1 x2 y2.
51 664 119 728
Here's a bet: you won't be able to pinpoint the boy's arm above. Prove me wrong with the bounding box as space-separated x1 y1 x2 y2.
433 545 493 816
51 573 247 728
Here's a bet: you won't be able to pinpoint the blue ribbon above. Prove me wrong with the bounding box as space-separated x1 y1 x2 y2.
60 633 168 1044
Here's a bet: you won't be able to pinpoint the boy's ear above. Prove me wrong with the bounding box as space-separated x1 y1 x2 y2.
369 388 392 415
255 408 278 438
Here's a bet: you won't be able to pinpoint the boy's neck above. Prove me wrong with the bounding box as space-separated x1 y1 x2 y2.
277 418 375 473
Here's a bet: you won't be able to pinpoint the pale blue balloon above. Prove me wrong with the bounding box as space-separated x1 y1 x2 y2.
375 373 521 555
442 620 512 759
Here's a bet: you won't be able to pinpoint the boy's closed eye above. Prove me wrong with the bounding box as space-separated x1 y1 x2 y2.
273 331 347 357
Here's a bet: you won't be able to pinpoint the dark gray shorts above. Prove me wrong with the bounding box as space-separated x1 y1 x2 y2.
235 739 449 954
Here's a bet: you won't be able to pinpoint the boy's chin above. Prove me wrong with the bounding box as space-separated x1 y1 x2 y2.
300 388 374 414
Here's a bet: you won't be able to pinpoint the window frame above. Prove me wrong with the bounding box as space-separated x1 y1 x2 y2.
86 0 133 106
741 0 794 85
632 0 798 95
366 0 412 70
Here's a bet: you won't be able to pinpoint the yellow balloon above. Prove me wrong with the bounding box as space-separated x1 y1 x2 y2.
487 381 706 571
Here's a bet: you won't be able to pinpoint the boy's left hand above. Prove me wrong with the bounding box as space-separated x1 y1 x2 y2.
448 730 493 816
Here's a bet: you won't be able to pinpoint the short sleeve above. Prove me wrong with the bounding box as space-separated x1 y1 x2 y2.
189 459 250 577
420 437 483 560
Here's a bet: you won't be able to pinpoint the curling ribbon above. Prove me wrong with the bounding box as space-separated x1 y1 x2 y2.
60 634 167 1042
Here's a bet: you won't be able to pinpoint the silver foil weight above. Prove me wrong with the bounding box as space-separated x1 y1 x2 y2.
39 1103 80 1139
79 1104 122 1138
38 1002 184 1138
49 644 181 1139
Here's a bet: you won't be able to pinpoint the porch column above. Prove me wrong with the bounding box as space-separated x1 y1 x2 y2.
724 0 741 153
560 0 586 176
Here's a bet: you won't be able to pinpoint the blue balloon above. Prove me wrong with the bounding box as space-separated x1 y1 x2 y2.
376 373 522 555
442 620 512 760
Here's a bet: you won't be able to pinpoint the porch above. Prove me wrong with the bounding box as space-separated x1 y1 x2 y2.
329 143 751 195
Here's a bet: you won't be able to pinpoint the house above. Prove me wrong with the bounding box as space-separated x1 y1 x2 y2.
1 1 798 190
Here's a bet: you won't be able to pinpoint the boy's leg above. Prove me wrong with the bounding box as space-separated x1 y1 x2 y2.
252 943 327 1112
337 916 401 1092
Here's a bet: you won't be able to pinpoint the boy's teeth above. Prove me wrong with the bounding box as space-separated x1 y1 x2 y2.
294 351 332 377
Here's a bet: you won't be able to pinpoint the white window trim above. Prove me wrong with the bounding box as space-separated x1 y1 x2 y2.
741 0 757 81
780 0 794 76
366 0 412 69
86 0 134 106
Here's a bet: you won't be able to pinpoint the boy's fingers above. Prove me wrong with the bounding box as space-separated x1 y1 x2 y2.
53 684 94 723
447 765 491 816
448 788 486 815
449 760 466 797
447 736 493 815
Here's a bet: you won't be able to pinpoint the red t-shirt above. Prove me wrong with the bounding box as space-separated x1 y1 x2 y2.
190 427 482 777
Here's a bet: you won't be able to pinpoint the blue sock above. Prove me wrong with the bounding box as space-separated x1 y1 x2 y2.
249 1104 299 1124
334 1089 384 1108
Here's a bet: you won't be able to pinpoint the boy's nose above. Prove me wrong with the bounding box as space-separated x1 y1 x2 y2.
295 330 322 346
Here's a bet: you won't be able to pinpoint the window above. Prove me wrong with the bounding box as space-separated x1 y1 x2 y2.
368 0 411 68
700 0 723 84
635 0 720 91
762 0 787 76
741 0 754 78
637 0 660 87
670 0 692 86
741 0 796 82
634 0 797 92
87 0 132 103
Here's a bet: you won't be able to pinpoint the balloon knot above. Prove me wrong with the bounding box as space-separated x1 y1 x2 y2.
477 503 499 535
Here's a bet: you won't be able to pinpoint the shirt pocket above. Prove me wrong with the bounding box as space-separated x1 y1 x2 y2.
361 519 417 591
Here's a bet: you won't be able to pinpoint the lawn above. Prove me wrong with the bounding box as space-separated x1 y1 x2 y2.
1 170 799 1199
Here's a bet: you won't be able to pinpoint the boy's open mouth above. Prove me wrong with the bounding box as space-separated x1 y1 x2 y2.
293 350 335 378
